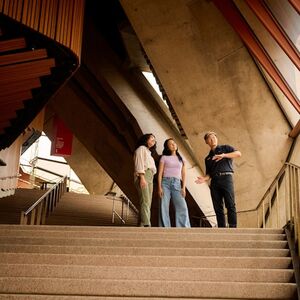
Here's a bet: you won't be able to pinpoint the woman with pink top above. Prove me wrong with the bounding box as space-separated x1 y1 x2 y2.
157 138 190 227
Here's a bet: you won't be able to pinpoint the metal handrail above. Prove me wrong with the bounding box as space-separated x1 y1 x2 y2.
20 176 67 225
197 163 299 218
105 192 138 225
197 162 300 255
120 194 139 215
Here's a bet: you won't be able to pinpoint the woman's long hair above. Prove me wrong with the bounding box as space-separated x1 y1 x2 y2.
162 138 183 162
135 133 156 151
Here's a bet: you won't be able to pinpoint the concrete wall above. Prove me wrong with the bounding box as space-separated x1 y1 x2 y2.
43 111 115 196
120 0 293 226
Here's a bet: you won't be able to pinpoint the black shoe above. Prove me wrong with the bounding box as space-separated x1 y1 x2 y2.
0 159 6 166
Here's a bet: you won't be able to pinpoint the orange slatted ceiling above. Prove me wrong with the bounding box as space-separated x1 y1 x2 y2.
33 0 41 31
21 0 28 24
29 0 36 28
1 0 84 60
27 0 33 25
56 0 64 45
72 0 84 58
39 0 46 35
68 1 74 47
61 0 68 45
10 0 17 19
3 0 9 14
49 0 59 39
47 0 53 38
7 0 13 15
62 0 68 45
63 1 72 45
44 0 51 37
47 0 54 38
15 0 22 21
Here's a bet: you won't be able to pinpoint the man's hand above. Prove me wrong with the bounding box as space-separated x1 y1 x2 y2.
158 187 163 197
195 176 206 184
139 176 148 189
181 187 186 197
212 153 225 162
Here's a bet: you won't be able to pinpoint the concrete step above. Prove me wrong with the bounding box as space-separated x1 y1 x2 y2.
0 264 294 283
45 217 138 226
0 278 296 299
0 236 288 249
0 253 292 269
0 224 284 233
0 244 290 257
0 229 286 240
0 224 285 234
2 296 289 300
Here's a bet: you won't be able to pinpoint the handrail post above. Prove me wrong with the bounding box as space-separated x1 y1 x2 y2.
36 203 43 225
268 193 272 228
112 196 115 224
126 197 129 221
30 209 36 225
293 166 299 253
121 198 124 221
20 212 26 225
276 182 280 228
284 168 289 226
289 166 294 230
262 199 265 228
41 198 48 224
296 167 300 255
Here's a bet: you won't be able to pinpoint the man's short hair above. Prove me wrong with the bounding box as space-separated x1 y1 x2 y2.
204 131 217 141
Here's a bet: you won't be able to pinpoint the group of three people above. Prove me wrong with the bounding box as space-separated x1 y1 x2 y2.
134 131 241 228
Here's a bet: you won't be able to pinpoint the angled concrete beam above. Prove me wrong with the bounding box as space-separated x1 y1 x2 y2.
288 0 300 14
289 119 300 138
213 0 300 114
246 0 300 71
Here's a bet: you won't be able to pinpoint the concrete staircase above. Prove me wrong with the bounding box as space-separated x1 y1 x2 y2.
0 225 297 299
0 189 46 224
0 189 138 226
45 193 138 226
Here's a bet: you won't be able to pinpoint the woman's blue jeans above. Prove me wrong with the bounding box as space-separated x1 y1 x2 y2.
159 177 190 227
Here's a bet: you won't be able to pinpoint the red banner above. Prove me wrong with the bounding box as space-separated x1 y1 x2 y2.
50 117 73 156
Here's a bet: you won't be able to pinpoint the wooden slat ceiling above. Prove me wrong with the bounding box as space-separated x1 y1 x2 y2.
1 0 85 60
0 36 54 136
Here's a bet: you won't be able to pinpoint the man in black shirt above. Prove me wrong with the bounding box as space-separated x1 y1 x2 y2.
196 131 241 227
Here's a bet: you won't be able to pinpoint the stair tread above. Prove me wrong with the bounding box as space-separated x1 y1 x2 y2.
0 236 288 250
0 224 285 233
0 252 292 269
0 277 296 299
0 264 294 283
0 244 290 257
0 230 287 240
0 295 290 300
